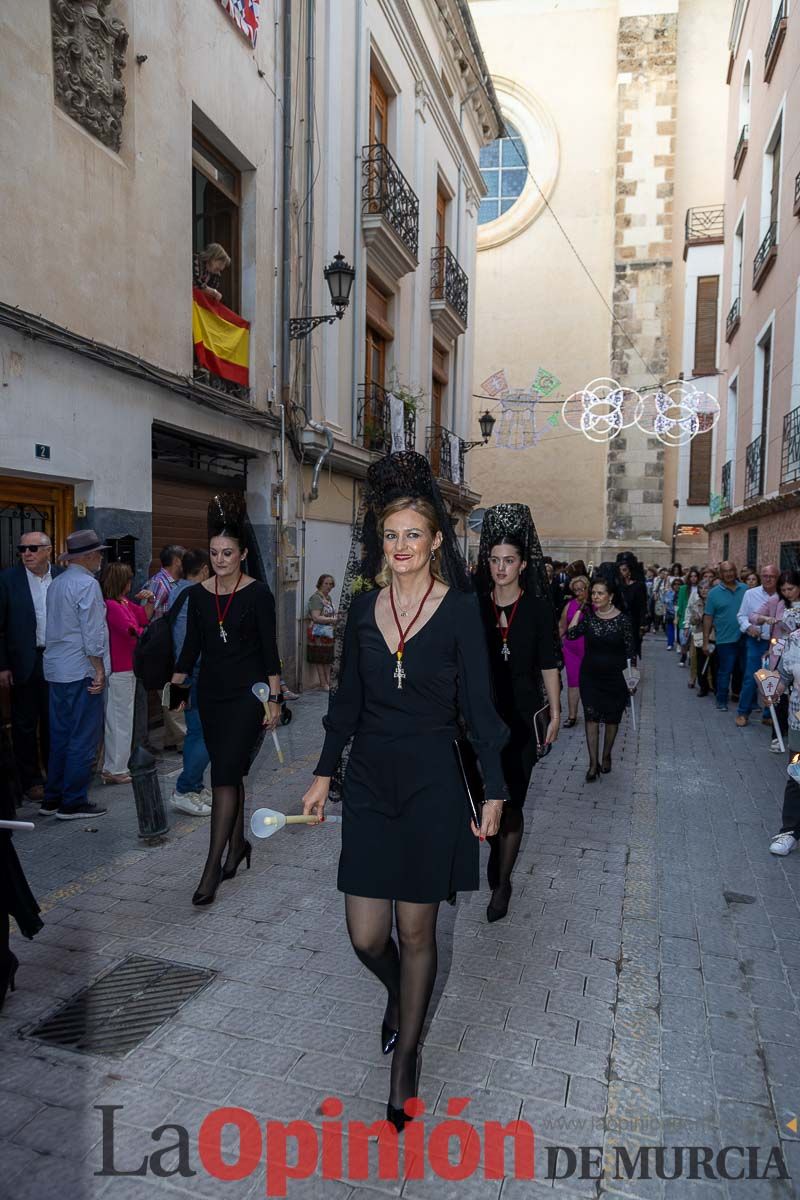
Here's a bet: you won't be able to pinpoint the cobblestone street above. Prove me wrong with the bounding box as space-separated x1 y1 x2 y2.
2 637 800 1199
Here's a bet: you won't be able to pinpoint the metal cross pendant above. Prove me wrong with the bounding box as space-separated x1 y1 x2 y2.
394 658 406 690
501 642 511 661
219 625 228 644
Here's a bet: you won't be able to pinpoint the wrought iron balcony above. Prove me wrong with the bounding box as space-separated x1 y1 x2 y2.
684 206 724 249
725 297 741 343
753 222 778 290
430 246 469 340
426 423 465 486
744 434 765 502
765 0 787 82
794 171 800 217
361 144 419 278
733 125 749 179
721 460 732 513
356 383 416 455
781 407 800 489
192 363 250 404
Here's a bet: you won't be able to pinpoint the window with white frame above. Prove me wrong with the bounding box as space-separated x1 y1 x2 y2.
732 211 745 303
726 374 738 485
753 323 774 445
761 112 783 242
739 59 751 131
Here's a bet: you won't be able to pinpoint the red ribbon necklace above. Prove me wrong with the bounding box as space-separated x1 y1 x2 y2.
492 589 522 660
389 578 435 689
215 573 242 643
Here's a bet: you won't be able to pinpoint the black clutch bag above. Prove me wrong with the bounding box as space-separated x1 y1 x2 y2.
453 737 484 826
533 704 552 758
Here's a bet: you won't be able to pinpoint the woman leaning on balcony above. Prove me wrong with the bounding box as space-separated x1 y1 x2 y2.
193 243 231 304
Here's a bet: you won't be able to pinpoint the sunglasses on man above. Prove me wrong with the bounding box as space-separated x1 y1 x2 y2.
16 544 50 553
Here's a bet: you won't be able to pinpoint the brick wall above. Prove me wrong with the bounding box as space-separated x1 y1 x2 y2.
607 13 677 542
708 509 800 569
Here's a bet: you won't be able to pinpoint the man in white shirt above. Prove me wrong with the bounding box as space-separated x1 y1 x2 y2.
0 532 55 800
735 564 779 726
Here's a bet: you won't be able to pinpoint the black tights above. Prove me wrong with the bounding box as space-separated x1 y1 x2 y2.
195 781 246 895
345 895 439 1109
488 806 524 892
585 721 619 771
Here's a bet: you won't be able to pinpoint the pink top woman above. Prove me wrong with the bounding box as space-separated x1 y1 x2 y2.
562 597 586 686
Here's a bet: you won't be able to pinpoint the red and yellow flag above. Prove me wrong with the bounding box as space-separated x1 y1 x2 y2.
192 287 250 387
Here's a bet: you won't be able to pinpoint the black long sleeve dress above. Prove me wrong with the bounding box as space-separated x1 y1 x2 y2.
620 580 648 657
479 591 559 807
315 588 509 903
567 610 635 724
176 581 280 786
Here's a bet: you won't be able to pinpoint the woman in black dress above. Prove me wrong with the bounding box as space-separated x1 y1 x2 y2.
302 453 508 1130
172 496 282 905
616 552 648 657
567 574 637 781
0 729 43 1008
476 505 561 922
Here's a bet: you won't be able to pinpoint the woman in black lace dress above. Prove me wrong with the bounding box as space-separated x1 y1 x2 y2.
567 575 636 781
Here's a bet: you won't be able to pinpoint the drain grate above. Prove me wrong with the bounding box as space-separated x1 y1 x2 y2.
27 955 215 1057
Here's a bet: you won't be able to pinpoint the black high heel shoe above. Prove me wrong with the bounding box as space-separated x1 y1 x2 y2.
192 868 223 906
381 1013 399 1056
0 951 19 1012
487 881 512 923
600 756 612 774
386 1053 421 1133
585 767 601 783
222 840 252 881
564 716 578 728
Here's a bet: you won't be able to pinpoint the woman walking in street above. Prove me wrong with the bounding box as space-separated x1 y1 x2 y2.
691 578 716 697
101 563 153 784
567 572 636 781
560 574 590 727
616 552 648 658
301 453 508 1131
476 505 561 923
306 574 337 691
172 495 281 906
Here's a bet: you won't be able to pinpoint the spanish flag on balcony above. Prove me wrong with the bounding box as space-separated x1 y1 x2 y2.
192 287 250 387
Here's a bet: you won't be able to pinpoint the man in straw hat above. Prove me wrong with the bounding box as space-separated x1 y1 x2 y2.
42 530 111 820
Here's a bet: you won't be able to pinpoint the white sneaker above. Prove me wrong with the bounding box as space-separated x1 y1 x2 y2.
282 689 299 700
770 738 783 753
199 787 213 804
769 832 798 856
170 791 212 816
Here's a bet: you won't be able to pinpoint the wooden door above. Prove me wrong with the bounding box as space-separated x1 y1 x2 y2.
369 71 389 146
151 475 244 576
0 477 74 571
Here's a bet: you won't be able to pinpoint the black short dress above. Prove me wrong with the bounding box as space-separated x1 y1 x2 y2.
566 610 635 724
314 589 509 903
176 581 280 787
479 592 559 807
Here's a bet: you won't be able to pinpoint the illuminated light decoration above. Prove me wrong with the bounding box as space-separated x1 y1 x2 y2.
561 378 721 445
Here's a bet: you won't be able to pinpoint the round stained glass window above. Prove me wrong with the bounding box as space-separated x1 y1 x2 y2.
478 122 529 225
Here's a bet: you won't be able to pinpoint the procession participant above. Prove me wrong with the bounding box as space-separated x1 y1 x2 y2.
476 504 561 922
567 568 637 781
171 495 281 906
560 574 590 727
301 452 508 1132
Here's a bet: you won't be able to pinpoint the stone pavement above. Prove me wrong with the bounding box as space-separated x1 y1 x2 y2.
2 639 800 1199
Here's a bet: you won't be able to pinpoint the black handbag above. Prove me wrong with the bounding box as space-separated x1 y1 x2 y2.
452 737 484 825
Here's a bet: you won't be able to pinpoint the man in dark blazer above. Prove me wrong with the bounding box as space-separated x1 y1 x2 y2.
0 531 59 802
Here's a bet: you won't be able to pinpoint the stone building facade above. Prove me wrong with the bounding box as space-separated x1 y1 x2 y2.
468 0 730 565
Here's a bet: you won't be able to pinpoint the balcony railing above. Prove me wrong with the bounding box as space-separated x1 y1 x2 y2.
725 297 741 343
753 222 778 290
744 434 765 502
733 125 749 179
685 205 724 247
794 171 800 217
361 144 419 259
765 0 787 82
430 246 469 328
721 459 732 513
781 408 800 488
426 423 465 486
356 383 416 455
